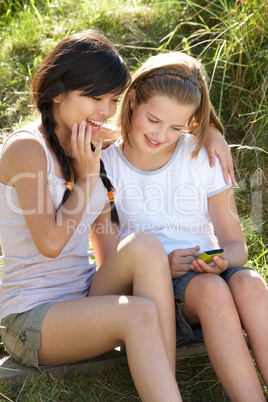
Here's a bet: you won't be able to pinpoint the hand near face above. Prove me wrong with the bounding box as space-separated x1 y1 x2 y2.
71 121 102 180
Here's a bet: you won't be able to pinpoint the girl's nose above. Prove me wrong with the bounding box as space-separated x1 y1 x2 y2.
154 126 166 142
98 100 111 117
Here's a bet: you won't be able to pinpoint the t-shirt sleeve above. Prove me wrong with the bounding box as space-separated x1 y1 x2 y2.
198 147 233 198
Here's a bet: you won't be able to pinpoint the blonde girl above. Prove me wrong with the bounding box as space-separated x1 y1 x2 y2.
93 51 268 401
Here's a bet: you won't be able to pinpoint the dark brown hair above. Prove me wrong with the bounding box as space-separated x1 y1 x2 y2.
32 30 131 224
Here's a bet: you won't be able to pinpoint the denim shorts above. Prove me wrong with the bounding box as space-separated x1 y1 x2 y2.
0 302 55 371
172 267 254 346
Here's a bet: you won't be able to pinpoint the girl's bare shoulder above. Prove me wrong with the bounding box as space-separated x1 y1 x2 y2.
0 132 47 185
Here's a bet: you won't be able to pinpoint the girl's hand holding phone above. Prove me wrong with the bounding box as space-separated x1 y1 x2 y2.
168 246 201 278
191 249 228 275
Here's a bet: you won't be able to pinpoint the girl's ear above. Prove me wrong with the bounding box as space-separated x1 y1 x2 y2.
129 91 136 110
52 92 65 103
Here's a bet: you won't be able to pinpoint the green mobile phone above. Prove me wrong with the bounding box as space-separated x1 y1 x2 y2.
192 248 224 264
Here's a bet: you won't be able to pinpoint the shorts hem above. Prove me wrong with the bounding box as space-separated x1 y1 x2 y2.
1 302 56 370
173 266 254 345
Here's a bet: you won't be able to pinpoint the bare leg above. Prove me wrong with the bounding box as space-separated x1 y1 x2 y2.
38 232 181 402
90 232 176 371
181 274 265 401
39 296 181 402
228 269 268 387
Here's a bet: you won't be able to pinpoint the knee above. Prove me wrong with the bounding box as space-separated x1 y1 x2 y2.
128 297 161 336
229 269 268 304
130 231 166 256
189 274 233 315
120 232 169 271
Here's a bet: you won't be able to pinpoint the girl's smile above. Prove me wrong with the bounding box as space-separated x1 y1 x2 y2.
144 134 163 147
86 118 106 132
53 90 119 140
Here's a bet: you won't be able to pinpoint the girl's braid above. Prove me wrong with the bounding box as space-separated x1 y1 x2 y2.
41 103 73 211
41 103 72 182
41 106 119 225
91 143 119 225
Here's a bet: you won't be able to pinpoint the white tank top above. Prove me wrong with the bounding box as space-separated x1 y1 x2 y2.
0 123 107 321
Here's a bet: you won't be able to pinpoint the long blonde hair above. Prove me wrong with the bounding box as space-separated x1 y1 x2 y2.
119 52 223 158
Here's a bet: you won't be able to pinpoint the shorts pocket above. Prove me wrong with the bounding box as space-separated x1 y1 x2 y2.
1 315 40 367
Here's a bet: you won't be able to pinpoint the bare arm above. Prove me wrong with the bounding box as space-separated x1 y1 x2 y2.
1 123 102 258
209 187 248 267
191 188 248 274
94 123 120 148
90 203 120 267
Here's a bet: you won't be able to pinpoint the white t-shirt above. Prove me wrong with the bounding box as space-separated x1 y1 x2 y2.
101 134 232 254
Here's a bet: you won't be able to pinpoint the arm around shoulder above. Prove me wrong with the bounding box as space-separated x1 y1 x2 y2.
204 125 237 186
